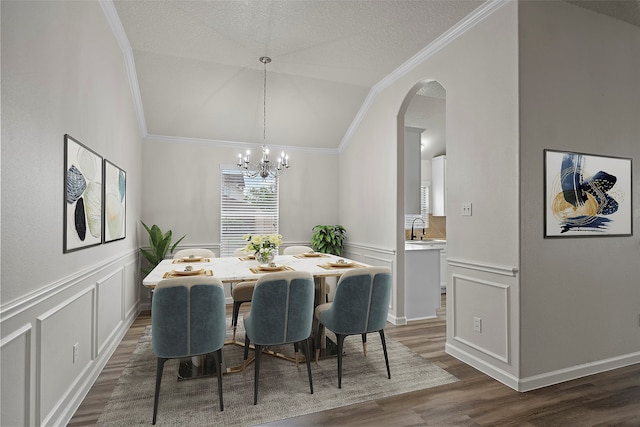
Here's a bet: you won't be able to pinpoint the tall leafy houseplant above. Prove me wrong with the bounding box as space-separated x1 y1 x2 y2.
140 221 185 275
311 225 346 256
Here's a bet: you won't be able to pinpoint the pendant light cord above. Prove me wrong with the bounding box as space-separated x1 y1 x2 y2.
260 56 271 144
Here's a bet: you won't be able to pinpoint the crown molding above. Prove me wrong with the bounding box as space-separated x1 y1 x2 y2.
101 0 508 152
99 0 148 136
144 133 338 155
338 0 510 153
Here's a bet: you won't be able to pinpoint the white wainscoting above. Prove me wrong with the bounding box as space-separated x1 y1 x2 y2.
0 250 140 426
451 274 510 363
445 257 520 390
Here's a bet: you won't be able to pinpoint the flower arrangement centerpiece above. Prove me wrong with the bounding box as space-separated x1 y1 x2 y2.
243 233 283 264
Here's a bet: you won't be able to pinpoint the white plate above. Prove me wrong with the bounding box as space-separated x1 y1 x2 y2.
173 267 204 276
258 264 285 271
328 261 354 268
181 256 203 262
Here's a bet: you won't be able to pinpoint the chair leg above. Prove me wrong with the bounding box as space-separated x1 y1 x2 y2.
379 330 391 380
232 301 243 341
253 344 263 405
303 338 314 394
152 357 168 425
362 333 367 356
336 333 346 389
212 349 224 411
315 323 325 363
243 334 250 360
293 341 300 366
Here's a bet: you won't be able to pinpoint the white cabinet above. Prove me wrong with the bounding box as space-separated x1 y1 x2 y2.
404 244 441 321
404 127 424 214
431 155 446 216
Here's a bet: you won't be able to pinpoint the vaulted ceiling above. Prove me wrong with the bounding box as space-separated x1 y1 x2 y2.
110 0 639 155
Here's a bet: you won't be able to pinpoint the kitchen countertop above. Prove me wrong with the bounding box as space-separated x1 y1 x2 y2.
405 240 446 250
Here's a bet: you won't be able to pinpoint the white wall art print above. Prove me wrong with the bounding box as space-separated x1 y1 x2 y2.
64 134 103 252
544 149 632 238
103 159 126 243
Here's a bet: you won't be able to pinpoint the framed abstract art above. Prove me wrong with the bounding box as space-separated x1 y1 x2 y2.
544 149 632 238
64 134 103 252
103 159 126 243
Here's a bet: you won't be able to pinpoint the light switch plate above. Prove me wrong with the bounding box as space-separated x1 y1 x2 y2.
461 202 472 216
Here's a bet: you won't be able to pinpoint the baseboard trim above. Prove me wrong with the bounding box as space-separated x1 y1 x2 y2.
447 342 640 392
518 351 640 392
445 342 520 390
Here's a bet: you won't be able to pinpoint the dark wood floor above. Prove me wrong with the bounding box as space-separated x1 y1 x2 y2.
69 297 640 426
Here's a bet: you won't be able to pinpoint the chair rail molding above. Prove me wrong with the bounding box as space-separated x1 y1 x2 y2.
447 257 519 277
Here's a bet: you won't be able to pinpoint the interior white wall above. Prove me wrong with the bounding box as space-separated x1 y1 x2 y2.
140 139 339 248
1 1 142 424
1 0 141 304
340 1 521 378
519 1 640 381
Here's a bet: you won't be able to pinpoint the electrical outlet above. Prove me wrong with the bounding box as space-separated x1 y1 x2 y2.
73 343 79 363
473 317 482 333
462 202 472 216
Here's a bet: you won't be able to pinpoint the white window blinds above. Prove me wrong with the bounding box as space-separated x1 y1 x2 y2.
220 169 279 256
404 185 429 229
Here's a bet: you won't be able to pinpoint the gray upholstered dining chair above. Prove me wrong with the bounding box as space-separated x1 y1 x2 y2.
281 245 332 302
230 248 256 341
314 267 392 388
172 248 215 259
243 271 315 404
151 276 226 424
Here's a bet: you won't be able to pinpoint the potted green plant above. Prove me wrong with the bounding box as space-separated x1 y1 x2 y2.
140 220 186 275
311 225 346 256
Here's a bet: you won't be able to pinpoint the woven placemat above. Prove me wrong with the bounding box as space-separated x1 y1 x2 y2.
293 253 329 259
172 258 211 264
162 270 214 278
318 263 365 270
249 265 295 274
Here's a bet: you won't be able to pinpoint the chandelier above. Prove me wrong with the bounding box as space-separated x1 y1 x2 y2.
237 56 290 179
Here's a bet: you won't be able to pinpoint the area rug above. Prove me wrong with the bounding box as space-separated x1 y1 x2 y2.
97 320 457 426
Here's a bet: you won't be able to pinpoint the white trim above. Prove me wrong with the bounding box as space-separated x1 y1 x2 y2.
0 249 139 321
95 268 125 356
446 342 520 391
145 133 338 155
99 1 147 136
338 0 510 152
451 274 510 364
518 351 640 392
36 287 96 426
447 343 640 393
345 242 396 256
447 257 519 277
0 323 32 426
100 0 508 154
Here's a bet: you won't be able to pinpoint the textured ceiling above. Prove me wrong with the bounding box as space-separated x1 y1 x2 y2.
111 0 639 154
112 0 485 151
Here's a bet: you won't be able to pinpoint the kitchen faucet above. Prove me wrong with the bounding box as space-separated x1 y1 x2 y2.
410 217 426 240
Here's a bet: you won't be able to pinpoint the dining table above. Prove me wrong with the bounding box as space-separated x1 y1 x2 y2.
142 252 371 379
143 252 370 306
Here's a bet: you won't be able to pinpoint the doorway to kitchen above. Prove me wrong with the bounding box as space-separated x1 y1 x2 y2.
399 79 447 324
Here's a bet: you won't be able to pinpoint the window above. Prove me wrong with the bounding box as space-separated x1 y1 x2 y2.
404 185 429 230
220 168 279 256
